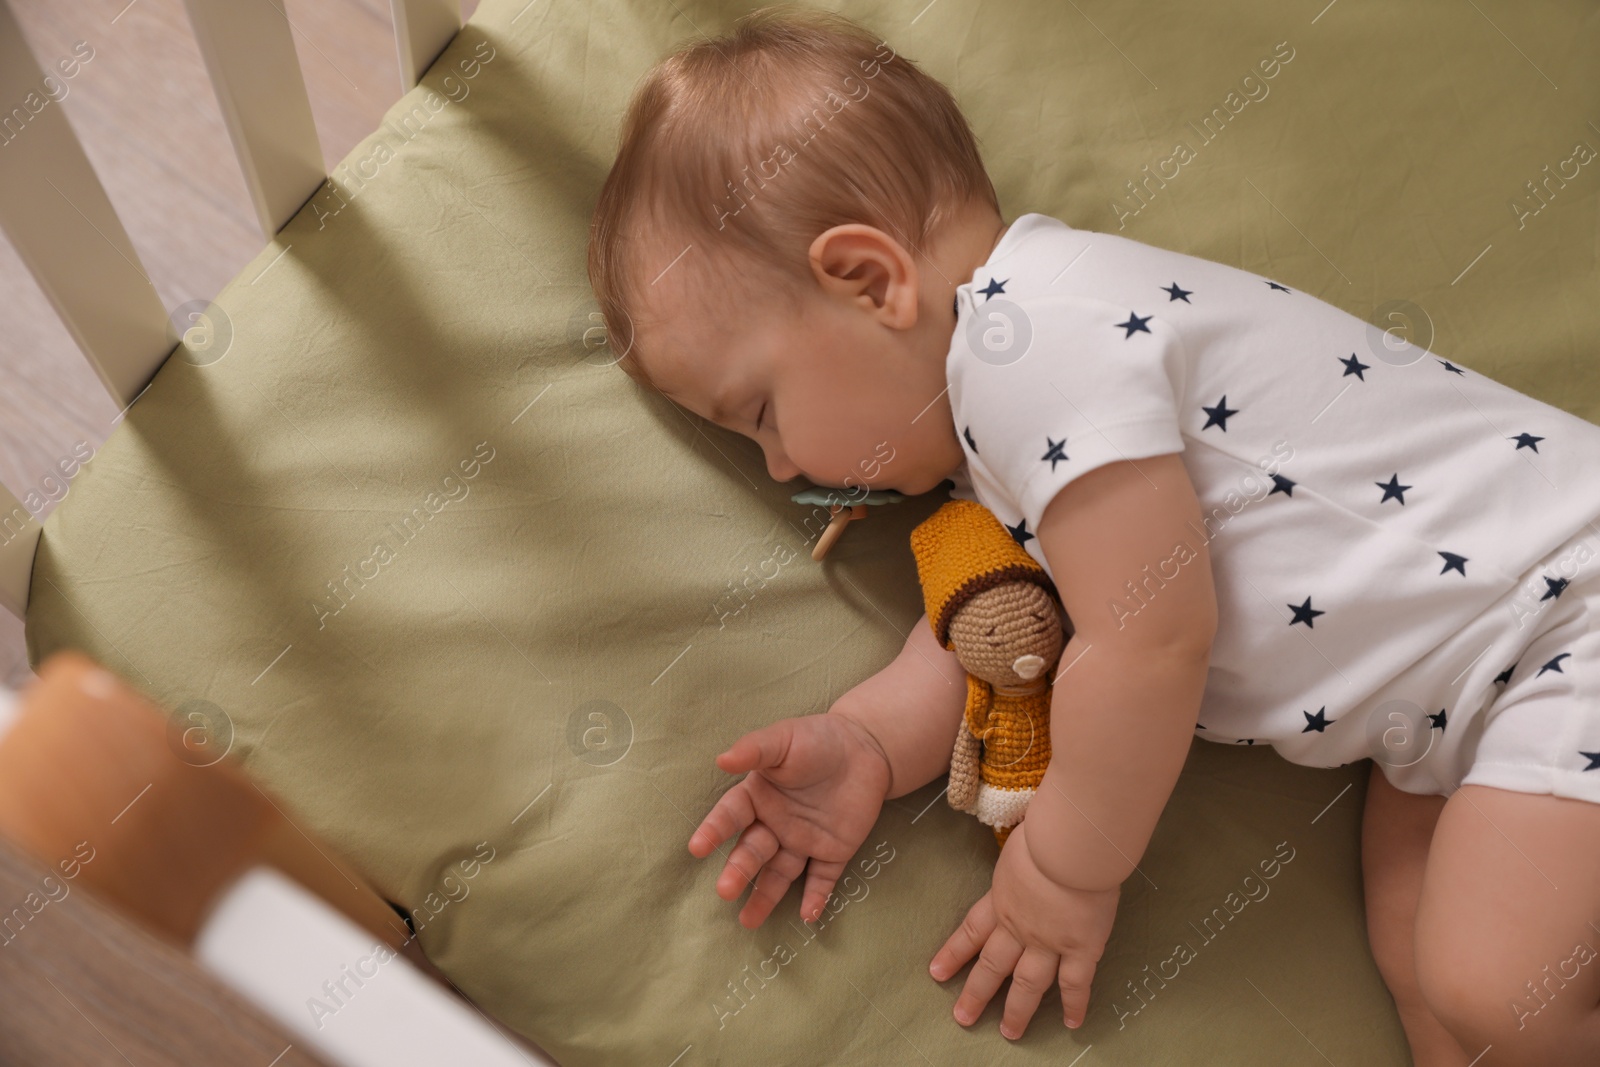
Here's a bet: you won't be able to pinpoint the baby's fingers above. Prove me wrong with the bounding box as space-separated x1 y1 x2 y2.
715 720 795 775
929 891 997 982
717 821 779 901
1057 954 1098 1030
737 848 807 929
951 925 1022 1027
799 859 846 923
688 784 756 857
999 948 1059 1040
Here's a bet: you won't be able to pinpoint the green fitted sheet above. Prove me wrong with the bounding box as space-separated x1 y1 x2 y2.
26 0 1600 1062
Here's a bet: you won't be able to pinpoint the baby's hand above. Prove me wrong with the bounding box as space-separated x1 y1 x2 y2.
688 709 892 928
930 817 1121 1038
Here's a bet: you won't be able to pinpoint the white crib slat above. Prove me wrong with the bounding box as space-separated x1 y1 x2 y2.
390 0 462 88
0 0 176 409
0 481 41 620
181 0 326 237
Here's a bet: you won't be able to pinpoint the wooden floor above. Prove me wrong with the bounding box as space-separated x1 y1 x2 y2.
0 0 477 688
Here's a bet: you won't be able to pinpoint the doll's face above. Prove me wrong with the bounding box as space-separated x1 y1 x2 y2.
946 583 1068 688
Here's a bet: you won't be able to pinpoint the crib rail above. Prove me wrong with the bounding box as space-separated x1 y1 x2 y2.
0 0 462 621
0 0 175 409
393 0 466 88
182 0 328 238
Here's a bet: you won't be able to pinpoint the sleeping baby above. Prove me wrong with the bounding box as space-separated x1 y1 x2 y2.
587 7 1600 1061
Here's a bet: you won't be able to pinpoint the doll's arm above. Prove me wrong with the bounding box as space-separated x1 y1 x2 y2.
830 612 968 800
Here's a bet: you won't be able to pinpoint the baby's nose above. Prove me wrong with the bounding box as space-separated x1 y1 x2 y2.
764 448 801 482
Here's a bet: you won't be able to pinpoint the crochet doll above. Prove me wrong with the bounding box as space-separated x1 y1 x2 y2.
910 499 1070 849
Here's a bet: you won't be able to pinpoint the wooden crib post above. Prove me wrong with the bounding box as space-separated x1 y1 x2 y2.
181 0 327 237
0 0 176 408
390 0 464 88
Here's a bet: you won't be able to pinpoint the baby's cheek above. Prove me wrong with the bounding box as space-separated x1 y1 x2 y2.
795 381 905 484
786 429 867 487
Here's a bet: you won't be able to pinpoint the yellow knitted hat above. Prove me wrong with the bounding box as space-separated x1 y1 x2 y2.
910 500 1057 648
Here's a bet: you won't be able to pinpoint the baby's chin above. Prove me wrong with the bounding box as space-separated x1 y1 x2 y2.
884 470 953 497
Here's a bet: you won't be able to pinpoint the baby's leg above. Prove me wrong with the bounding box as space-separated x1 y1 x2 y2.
1413 784 1600 1065
1361 767 1470 1066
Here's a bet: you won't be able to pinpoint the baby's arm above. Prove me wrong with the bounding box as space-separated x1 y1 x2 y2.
830 611 969 800
929 453 1214 1035
688 608 967 928
1024 452 1218 891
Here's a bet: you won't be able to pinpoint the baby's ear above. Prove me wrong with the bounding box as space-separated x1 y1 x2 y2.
807 224 917 326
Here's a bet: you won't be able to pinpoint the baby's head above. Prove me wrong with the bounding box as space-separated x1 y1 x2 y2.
588 5 1004 496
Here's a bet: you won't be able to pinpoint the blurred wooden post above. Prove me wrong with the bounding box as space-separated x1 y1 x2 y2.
0 835 331 1066
0 650 407 949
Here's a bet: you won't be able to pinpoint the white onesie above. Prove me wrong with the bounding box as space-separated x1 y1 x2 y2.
945 212 1600 801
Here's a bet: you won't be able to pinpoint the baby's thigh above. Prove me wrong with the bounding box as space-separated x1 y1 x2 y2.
1412 782 1600 1064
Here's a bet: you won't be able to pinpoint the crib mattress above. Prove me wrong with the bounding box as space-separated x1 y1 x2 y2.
27 0 1600 1062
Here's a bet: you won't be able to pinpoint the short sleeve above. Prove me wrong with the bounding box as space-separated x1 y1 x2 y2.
947 293 1186 536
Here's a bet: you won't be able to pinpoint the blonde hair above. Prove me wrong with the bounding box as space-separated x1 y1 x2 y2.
586 4 1000 386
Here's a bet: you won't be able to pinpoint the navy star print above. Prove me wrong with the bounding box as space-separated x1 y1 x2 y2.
1042 437 1068 471
1301 706 1333 732
1376 473 1411 505
1511 432 1544 452
1536 652 1571 676
944 216 1600 796
1201 396 1238 431
1116 311 1153 338
1288 596 1324 628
